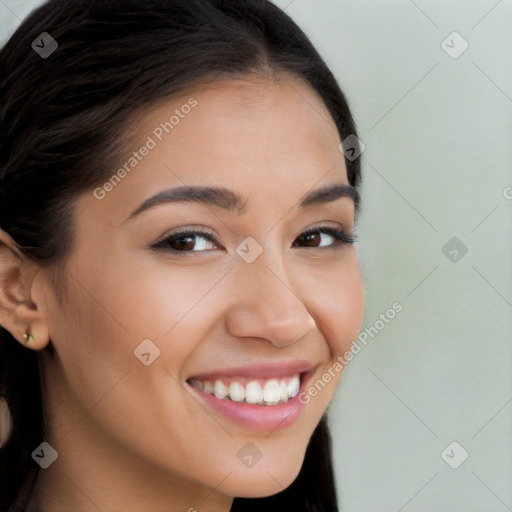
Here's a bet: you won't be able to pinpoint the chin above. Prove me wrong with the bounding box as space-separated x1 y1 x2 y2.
223 456 304 498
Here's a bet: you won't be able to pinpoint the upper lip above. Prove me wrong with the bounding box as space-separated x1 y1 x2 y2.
187 360 316 381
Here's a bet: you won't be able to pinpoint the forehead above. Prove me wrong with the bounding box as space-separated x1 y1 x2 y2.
79 74 349 222
136 72 341 160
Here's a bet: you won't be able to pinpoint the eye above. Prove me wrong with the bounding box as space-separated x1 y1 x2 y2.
292 226 356 249
150 225 356 256
151 229 219 255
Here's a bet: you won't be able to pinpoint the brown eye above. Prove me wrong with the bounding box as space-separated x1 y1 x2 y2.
151 226 356 257
300 232 322 247
293 227 356 249
170 234 198 251
151 230 220 255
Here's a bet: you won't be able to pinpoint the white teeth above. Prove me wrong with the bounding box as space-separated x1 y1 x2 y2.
287 375 300 398
263 379 280 403
279 380 288 402
245 381 264 404
191 373 302 405
228 382 245 402
214 380 228 399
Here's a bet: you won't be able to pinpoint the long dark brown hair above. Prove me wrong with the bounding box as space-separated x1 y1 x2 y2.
0 1 362 510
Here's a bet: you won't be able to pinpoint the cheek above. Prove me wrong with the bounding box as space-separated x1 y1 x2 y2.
308 257 365 355
48 281 135 408
90 249 230 340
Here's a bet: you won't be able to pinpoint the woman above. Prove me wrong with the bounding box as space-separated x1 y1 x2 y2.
0 1 365 510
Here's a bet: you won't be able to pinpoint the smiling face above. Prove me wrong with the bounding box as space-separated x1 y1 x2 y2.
32 74 364 510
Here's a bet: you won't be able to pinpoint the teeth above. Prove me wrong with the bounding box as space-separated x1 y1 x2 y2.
214 380 228 399
245 381 264 404
287 375 300 398
228 382 245 402
279 380 288 402
263 379 280 403
190 374 302 405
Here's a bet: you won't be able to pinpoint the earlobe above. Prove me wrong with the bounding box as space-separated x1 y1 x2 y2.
13 299 50 351
0 229 51 351
23 331 35 345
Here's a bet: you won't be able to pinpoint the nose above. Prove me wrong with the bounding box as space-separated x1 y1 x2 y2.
224 248 317 348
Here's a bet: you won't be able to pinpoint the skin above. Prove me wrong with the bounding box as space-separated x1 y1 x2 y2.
0 73 364 512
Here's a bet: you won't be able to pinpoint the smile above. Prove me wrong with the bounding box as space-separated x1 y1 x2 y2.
185 362 315 433
188 374 300 406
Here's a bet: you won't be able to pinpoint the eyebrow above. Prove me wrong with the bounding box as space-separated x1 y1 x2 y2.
125 182 359 222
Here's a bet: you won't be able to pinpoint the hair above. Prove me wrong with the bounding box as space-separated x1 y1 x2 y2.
0 1 362 510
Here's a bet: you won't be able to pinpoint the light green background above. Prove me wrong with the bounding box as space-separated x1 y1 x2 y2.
2 1 511 510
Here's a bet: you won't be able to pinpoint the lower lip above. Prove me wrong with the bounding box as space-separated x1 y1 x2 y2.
186 372 312 433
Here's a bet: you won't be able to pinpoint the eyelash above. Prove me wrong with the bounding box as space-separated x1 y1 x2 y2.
150 225 356 257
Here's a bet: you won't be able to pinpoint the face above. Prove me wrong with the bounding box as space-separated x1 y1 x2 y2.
33 74 364 506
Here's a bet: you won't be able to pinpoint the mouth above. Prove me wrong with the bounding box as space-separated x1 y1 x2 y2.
185 363 315 433
187 373 302 406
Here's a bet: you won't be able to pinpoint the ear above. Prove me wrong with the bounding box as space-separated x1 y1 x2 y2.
0 228 50 351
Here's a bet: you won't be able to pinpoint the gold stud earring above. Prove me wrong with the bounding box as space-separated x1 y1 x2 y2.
23 331 34 345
